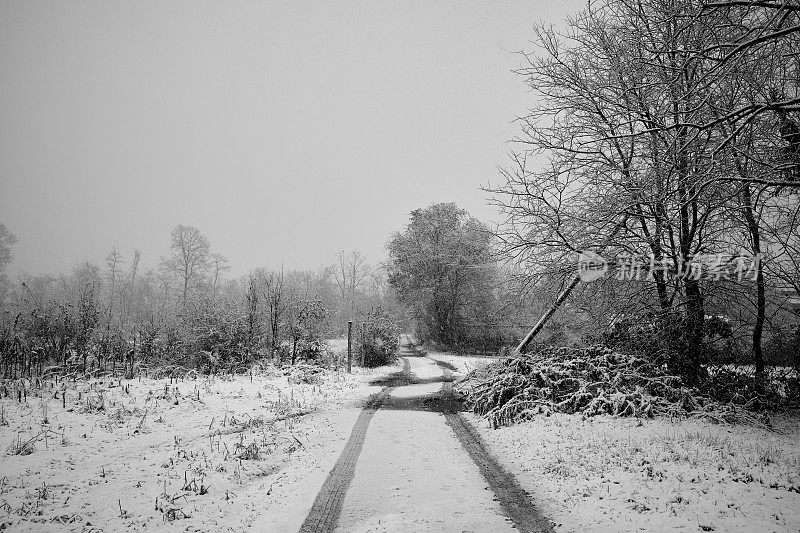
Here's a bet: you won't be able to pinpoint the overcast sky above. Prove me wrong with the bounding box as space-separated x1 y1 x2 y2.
1 0 584 277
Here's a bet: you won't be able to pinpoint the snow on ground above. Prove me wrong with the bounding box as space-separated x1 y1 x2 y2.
429 348 800 532
6 337 797 533
0 341 396 532
423 351 502 376
467 412 800 532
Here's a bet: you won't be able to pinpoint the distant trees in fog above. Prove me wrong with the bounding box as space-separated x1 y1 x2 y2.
0 223 399 377
163 224 211 310
0 223 17 305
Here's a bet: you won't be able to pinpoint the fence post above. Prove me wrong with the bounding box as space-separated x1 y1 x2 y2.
347 321 352 373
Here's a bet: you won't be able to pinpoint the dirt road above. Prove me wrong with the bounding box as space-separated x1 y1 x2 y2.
299 337 551 533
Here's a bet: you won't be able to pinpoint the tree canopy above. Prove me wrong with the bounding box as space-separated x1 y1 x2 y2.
388 203 495 347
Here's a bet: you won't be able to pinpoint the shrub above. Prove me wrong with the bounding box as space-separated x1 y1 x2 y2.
601 310 735 369
293 339 324 363
356 307 399 367
456 344 798 429
763 324 800 367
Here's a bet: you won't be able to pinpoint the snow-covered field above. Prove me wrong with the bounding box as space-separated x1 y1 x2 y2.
4 340 798 533
469 411 800 532
434 350 800 532
0 342 395 532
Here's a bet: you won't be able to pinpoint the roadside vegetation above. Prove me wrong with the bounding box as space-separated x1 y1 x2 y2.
433 0 800 428
0 224 400 381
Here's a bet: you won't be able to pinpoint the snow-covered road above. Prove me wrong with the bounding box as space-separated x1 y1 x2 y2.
298 338 551 533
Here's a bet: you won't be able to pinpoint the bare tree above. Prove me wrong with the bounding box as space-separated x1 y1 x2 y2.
490 0 771 379
259 267 285 360
245 274 260 359
210 253 230 300
162 225 210 312
700 0 800 117
654 0 800 182
334 250 370 320
763 194 800 305
122 248 141 330
105 248 124 325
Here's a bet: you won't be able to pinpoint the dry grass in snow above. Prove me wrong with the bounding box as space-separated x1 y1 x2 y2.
466 411 800 532
0 353 385 532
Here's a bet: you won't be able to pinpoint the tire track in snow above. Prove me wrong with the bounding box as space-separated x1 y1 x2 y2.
390 342 551 531
436 364 553 533
298 357 409 533
301 338 551 533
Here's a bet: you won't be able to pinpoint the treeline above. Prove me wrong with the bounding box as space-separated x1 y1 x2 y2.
0 223 399 378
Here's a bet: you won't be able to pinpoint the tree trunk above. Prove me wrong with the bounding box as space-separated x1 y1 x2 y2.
681 277 706 381
676 165 705 380
182 277 188 314
740 183 766 376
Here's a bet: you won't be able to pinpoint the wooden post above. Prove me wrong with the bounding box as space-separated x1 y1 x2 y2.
347 321 352 373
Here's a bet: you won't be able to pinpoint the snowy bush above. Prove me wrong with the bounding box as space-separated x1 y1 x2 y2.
456 344 798 429
356 307 399 367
